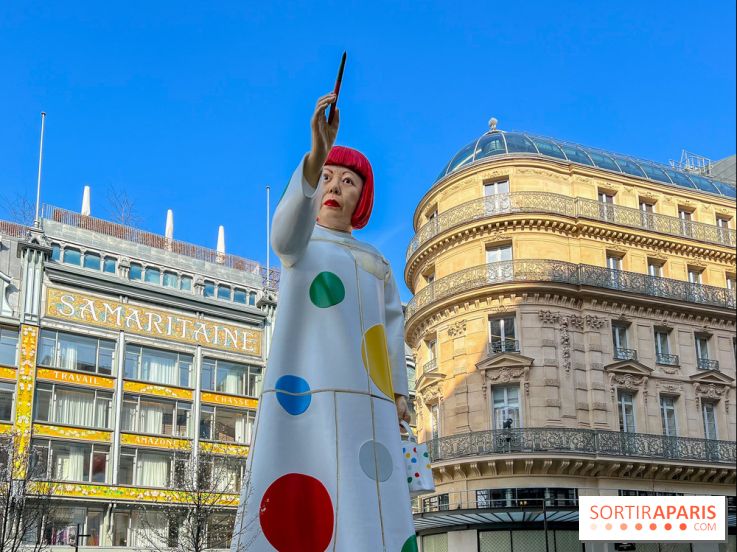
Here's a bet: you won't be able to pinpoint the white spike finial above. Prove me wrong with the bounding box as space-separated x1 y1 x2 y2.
217 225 226 255
488 117 498 131
81 185 91 216
165 209 174 240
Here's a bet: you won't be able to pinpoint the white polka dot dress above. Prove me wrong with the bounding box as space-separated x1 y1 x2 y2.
230 156 416 552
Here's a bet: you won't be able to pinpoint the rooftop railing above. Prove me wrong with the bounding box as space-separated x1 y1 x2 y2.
0 220 30 239
42 205 280 290
407 193 737 260
426 427 737 465
405 260 736 320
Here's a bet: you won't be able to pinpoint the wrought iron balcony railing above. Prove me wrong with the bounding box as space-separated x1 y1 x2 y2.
407 193 737 261
423 359 438 373
416 492 579 514
489 339 520 354
697 358 720 371
405 260 736 320
614 348 638 361
656 353 680 366
425 427 736 465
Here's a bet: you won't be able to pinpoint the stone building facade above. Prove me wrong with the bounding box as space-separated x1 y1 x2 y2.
404 125 736 552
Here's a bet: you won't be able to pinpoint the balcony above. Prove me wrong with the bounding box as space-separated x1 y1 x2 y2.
423 359 438 373
405 260 736 321
489 339 520 354
697 358 720 371
655 353 680 366
614 348 638 361
425 427 736 465
407 193 737 261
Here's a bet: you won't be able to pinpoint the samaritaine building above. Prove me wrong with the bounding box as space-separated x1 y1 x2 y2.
405 122 736 552
0 200 277 549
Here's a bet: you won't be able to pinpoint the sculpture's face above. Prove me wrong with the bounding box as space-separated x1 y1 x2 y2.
317 164 364 232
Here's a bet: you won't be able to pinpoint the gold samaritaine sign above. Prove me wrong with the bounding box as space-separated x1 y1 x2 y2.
45 288 262 356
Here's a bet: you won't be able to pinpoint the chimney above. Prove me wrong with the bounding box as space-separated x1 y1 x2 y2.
165 209 174 240
81 185 91 216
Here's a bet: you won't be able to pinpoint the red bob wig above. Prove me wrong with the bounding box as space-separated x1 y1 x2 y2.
325 146 374 230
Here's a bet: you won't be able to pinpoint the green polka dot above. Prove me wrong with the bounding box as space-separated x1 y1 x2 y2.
309 272 345 308
401 535 418 552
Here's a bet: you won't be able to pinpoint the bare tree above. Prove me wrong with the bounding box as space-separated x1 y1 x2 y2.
0 193 36 227
136 452 254 552
106 185 142 227
0 430 58 552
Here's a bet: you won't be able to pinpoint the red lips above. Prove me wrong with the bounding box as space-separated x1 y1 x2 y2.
323 199 340 208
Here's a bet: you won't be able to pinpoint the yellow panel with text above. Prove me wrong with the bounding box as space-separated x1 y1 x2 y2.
201 392 257 410
33 423 113 442
36 367 115 390
120 432 192 451
123 380 194 401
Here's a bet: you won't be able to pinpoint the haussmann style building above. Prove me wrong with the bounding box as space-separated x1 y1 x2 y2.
404 121 736 552
0 195 278 550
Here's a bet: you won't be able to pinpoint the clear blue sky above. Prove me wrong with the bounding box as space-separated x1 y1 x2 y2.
1 2 735 300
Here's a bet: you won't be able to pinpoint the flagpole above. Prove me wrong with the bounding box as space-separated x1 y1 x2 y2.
34 112 47 227
266 185 271 287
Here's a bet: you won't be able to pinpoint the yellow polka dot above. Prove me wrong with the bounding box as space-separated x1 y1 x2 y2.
361 324 394 398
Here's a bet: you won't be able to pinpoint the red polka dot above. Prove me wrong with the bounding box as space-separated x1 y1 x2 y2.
605 523 612 530
635 523 643 530
680 523 687 531
665 523 672 531
260 473 334 551
650 523 657 530
620 523 628 531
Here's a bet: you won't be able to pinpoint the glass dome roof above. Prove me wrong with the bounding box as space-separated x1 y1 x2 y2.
435 130 736 199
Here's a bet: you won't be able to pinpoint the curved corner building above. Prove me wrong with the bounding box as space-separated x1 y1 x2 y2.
405 122 737 552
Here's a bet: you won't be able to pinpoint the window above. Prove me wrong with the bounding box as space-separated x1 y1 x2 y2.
611 323 629 357
617 391 636 433
121 394 192 438
486 244 513 263
492 385 520 430
678 207 693 237
0 382 14 421
124 345 193 388
660 396 678 437
180 276 193 291
695 333 710 360
34 383 112 429
199 405 255 444
144 267 161 285
0 327 19 367
103 257 117 274
111 510 172 548
118 447 188 488
647 258 664 277
727 273 736 291
51 244 61 261
83 252 101 270
716 215 731 229
484 179 510 214
598 190 615 221
38 330 115 375
201 358 261 397
31 440 110 483
639 200 655 229
63 248 81 266
430 404 440 440
249 291 258 306
207 513 236 550
606 253 623 271
43 507 103 546
422 493 449 512
489 316 517 353
217 285 232 300
654 328 676 365
162 271 178 288
702 402 718 440
204 281 216 298
687 266 703 284
129 263 143 281
423 269 435 285
234 289 247 304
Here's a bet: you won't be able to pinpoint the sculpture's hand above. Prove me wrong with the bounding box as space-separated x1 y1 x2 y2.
395 394 411 427
304 92 340 187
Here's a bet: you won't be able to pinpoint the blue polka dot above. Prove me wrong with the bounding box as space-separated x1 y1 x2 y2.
275 375 311 415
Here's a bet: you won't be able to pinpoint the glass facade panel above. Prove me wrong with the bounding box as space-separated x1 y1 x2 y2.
38 330 115 375
83 252 101 270
475 134 507 160
559 145 593 165
479 531 511 552
0 327 19 366
447 141 477 174
530 137 567 159
63 248 82 265
585 149 620 171
503 132 537 154
612 156 646 177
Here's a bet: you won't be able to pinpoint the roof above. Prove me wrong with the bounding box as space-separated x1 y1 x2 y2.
435 128 736 199
711 154 736 185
